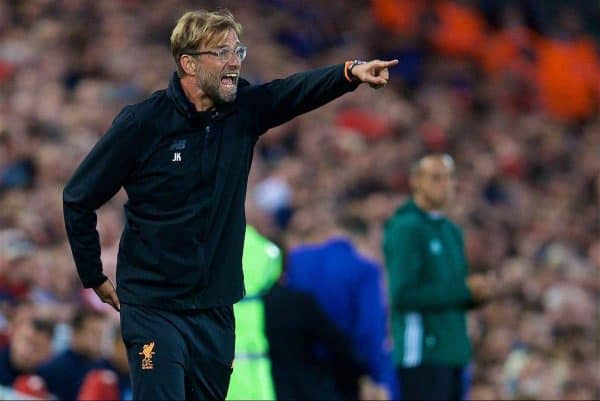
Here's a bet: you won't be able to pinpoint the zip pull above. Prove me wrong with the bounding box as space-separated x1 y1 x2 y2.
204 125 212 145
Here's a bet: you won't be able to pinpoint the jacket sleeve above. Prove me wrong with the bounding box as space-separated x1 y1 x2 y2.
63 107 140 289
383 219 473 312
456 225 479 310
251 64 360 133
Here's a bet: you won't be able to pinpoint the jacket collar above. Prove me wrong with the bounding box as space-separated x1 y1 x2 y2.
166 72 248 120
166 72 191 117
404 198 446 221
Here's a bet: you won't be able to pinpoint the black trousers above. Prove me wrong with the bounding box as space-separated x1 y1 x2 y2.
397 365 465 401
120 303 235 400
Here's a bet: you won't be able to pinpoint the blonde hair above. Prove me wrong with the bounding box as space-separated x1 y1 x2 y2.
170 9 242 76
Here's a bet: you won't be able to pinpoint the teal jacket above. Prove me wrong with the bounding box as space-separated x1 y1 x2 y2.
382 199 473 367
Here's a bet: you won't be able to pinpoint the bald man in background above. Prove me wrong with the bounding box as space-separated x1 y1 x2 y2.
382 154 496 400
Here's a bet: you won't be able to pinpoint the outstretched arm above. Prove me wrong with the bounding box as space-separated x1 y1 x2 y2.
249 59 398 133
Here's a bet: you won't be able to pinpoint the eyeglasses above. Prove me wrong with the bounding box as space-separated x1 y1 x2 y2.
185 45 247 62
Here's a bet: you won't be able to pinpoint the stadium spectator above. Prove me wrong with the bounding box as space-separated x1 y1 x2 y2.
78 322 132 400
36 307 108 400
0 304 54 387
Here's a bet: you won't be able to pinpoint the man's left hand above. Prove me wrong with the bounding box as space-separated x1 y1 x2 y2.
351 59 399 89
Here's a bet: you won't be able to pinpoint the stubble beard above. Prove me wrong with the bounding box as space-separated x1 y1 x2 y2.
197 69 237 104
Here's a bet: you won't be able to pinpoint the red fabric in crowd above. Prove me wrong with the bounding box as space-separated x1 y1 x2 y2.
13 374 50 400
77 369 120 401
335 108 392 140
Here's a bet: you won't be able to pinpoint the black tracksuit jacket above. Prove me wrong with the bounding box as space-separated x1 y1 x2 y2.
63 64 359 310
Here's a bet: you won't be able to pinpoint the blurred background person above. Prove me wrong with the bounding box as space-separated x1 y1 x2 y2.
0 303 54 387
227 225 281 401
382 154 496 400
286 222 398 400
77 321 132 401
36 306 108 400
228 225 369 400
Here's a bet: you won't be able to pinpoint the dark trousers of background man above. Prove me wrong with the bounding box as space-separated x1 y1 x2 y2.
397 365 468 401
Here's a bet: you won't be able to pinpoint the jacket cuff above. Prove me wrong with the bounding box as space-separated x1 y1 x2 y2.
463 282 480 309
341 63 361 90
81 273 108 289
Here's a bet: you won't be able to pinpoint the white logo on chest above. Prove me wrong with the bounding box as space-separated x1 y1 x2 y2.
429 239 442 254
172 152 182 162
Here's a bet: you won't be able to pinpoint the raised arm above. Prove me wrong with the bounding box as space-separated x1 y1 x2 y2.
250 59 398 133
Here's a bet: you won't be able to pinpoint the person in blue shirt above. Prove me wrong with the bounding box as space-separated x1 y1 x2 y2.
0 305 54 387
36 307 108 400
77 322 132 400
287 232 399 400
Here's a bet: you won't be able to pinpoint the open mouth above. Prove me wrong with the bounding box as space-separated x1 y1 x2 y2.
221 72 239 88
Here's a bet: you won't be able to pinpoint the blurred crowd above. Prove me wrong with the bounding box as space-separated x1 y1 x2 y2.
0 0 598 400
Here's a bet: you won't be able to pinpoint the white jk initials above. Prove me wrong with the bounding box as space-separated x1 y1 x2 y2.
172 152 181 162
